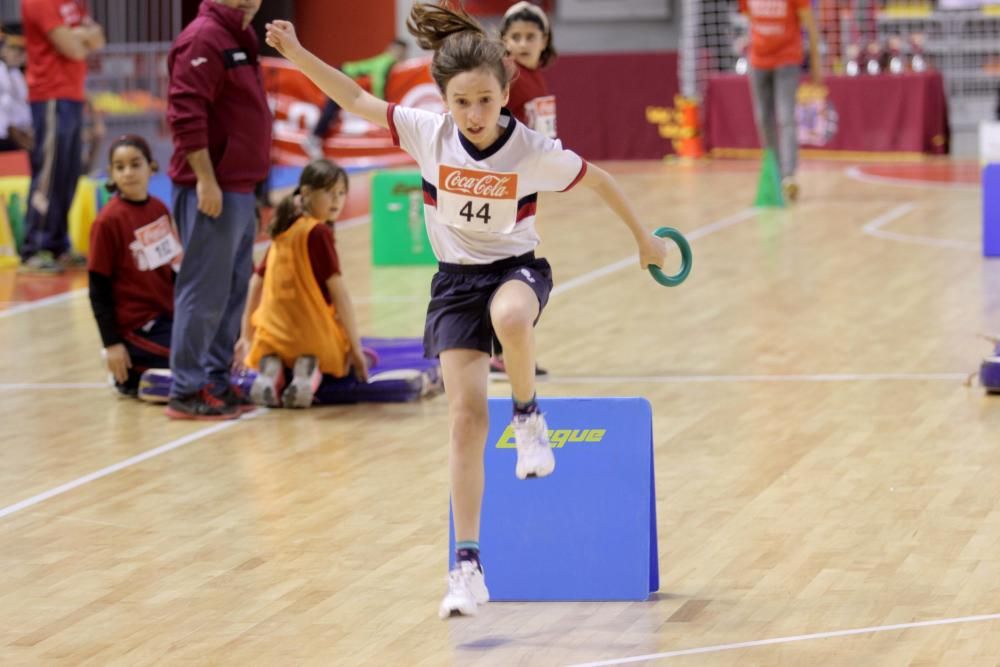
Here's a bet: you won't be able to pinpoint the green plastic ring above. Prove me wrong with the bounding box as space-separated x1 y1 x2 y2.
647 227 692 287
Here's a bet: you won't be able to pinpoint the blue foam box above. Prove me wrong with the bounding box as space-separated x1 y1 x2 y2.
449 397 659 601
984 164 1000 257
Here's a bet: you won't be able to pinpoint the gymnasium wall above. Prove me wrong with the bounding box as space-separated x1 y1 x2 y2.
393 0 682 54
547 52 680 160
295 0 398 67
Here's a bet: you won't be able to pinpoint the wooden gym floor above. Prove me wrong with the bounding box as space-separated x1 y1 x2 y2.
1 159 999 666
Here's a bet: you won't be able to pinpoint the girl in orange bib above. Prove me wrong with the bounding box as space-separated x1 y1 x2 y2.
236 159 368 408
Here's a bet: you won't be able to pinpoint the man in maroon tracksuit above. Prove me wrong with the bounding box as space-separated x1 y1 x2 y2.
166 0 272 420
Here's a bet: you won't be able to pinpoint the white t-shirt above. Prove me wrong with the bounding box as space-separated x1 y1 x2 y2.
388 104 586 264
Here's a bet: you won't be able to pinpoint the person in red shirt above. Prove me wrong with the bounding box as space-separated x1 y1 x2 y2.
88 135 179 397
493 1 556 380
19 0 104 273
739 0 822 202
166 0 272 420
501 2 557 139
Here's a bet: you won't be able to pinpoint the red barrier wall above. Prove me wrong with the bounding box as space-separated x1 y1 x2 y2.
295 0 397 67
546 52 679 160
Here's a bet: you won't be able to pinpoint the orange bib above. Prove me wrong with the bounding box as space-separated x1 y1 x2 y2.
247 216 350 377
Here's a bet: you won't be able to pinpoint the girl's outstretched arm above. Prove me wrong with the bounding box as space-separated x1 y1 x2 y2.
580 162 667 270
265 20 390 129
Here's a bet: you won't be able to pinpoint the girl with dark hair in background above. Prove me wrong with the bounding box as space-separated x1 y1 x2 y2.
235 158 368 409
88 135 179 397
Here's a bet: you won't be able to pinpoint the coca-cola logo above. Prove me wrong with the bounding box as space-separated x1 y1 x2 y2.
440 167 517 199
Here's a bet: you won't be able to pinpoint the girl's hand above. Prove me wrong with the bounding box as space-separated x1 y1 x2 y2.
638 233 667 271
232 336 252 372
105 343 131 384
265 20 304 61
349 347 369 383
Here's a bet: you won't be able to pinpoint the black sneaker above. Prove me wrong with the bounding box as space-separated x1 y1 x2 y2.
211 383 257 414
165 388 239 421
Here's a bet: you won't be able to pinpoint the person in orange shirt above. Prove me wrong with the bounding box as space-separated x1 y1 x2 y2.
235 159 369 408
739 0 822 202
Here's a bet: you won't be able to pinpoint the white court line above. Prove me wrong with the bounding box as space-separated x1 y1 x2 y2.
565 612 1000 666
552 208 759 296
0 287 86 320
0 382 108 390
4 372 969 391
861 202 978 251
545 372 967 384
4 215 375 320
0 409 267 521
845 165 980 191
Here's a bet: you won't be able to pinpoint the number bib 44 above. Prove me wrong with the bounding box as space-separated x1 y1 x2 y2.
438 165 519 234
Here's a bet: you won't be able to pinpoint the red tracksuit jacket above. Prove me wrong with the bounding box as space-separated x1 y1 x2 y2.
167 0 272 193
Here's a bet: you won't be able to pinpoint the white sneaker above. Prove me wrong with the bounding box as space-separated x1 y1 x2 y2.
282 355 322 409
512 411 555 480
439 560 490 619
250 354 285 407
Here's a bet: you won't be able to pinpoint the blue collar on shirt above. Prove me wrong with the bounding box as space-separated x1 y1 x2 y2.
458 108 517 161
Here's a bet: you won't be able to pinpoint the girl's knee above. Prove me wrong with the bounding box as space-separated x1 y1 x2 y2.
491 302 533 337
449 399 488 439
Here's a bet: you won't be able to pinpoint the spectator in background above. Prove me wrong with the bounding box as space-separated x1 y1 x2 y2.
500 2 557 139
301 39 407 160
165 0 271 420
739 0 821 203
81 95 106 175
88 135 178 397
0 22 32 153
19 0 104 273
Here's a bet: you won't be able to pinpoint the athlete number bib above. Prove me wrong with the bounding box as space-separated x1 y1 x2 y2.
525 95 557 139
130 215 183 271
437 165 519 234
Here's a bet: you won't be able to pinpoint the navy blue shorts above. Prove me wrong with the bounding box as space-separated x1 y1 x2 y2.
423 252 553 358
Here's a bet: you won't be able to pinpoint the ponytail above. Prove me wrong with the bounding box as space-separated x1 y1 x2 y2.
407 2 513 94
270 159 348 238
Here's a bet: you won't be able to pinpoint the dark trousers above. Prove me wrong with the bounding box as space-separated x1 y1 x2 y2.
169 187 256 397
21 99 83 258
119 316 172 393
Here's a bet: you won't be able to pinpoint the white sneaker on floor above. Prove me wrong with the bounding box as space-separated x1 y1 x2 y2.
439 560 489 619
512 411 555 480
250 354 285 407
282 355 321 408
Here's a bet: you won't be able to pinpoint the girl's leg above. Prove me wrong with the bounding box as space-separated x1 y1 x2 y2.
439 348 491 545
489 280 539 402
774 65 801 181
489 279 554 480
438 348 491 618
748 67 779 162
